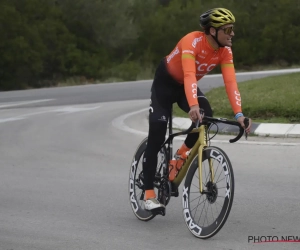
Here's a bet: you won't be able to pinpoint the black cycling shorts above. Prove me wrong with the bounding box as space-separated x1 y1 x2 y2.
149 58 211 123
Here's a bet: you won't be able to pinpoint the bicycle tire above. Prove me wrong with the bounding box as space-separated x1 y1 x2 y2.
182 146 235 239
128 138 168 221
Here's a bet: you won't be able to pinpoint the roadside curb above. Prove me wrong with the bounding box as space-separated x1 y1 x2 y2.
172 117 300 138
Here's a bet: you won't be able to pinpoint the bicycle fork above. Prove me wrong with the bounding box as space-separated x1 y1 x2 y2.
198 125 214 193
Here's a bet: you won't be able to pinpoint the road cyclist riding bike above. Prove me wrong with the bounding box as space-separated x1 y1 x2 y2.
129 7 252 238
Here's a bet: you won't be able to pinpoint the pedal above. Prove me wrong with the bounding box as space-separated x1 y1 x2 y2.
171 183 179 197
139 191 145 201
151 207 166 216
171 189 179 197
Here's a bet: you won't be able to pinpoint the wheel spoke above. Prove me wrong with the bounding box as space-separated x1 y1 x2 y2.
215 176 225 184
190 196 207 210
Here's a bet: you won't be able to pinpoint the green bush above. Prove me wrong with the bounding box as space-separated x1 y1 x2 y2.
195 73 300 123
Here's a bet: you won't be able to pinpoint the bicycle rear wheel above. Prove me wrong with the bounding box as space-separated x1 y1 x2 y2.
129 138 168 221
182 146 235 239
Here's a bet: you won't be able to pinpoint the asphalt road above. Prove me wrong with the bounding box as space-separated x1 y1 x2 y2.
1 69 300 250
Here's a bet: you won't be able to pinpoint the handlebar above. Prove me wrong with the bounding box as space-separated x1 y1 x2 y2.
182 116 249 143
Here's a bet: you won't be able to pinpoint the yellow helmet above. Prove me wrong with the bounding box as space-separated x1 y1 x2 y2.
200 8 235 29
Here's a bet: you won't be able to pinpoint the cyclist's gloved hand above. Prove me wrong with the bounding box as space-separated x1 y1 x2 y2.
237 116 252 134
189 105 203 123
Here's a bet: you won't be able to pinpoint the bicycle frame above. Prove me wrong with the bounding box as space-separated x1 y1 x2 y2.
170 125 211 193
160 114 247 194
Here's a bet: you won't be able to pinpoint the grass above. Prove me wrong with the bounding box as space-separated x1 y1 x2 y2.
173 72 300 123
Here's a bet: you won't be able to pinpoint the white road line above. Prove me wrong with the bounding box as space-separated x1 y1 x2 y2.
0 99 55 108
54 106 101 114
0 117 25 123
112 108 300 146
0 104 102 124
112 108 148 136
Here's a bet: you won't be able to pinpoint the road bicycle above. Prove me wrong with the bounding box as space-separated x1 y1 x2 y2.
128 110 249 239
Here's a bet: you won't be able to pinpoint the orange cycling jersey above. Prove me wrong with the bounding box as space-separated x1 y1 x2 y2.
166 31 242 114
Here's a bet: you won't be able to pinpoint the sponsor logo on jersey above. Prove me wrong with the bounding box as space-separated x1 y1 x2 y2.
192 37 202 48
191 83 197 98
167 47 180 63
234 90 241 106
182 50 194 55
195 61 216 72
225 46 232 54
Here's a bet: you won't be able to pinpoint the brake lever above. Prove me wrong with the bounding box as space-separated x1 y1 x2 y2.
195 109 205 129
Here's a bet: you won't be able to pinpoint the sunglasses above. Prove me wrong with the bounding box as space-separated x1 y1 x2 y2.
219 26 234 35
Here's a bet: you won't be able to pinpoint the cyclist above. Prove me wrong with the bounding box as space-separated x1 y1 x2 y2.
143 8 252 211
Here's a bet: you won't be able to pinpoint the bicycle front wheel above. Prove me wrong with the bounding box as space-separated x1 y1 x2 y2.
182 146 235 239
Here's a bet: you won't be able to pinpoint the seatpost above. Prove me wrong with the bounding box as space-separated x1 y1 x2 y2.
169 108 173 135
168 107 173 157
